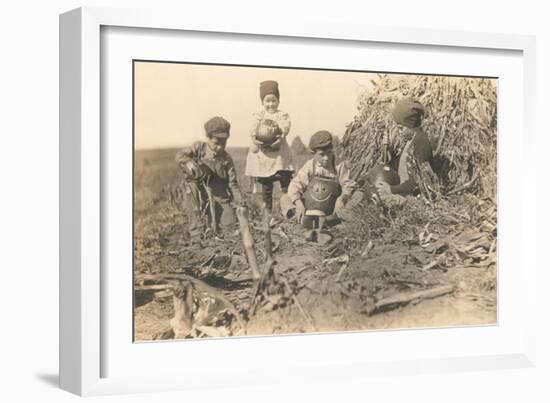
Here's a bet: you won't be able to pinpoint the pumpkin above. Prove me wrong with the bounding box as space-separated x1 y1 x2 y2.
179 159 212 181
304 176 342 216
255 119 281 145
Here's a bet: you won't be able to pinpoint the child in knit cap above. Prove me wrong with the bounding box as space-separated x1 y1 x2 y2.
245 80 295 224
375 98 439 204
175 116 245 240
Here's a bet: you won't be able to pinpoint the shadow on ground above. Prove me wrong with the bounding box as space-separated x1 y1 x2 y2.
35 373 59 388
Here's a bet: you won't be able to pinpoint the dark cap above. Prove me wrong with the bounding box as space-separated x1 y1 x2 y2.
204 116 230 138
260 80 280 100
309 130 333 151
392 98 425 128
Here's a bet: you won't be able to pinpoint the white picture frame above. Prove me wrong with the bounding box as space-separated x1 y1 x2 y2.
59 6 537 396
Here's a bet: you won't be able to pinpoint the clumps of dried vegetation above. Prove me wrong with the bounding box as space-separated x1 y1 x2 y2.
336 74 497 276
341 74 497 197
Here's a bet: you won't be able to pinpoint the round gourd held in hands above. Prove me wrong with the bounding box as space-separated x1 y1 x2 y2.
255 119 282 145
179 159 212 181
179 158 204 181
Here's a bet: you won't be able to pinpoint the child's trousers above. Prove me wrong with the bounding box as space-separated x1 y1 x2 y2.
255 170 293 210
183 181 237 238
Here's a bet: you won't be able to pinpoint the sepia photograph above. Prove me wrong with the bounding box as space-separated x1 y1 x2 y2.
133 60 497 341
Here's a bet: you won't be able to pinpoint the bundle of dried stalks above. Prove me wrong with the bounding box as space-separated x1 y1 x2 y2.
341 74 497 197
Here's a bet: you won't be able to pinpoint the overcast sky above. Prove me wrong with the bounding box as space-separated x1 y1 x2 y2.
134 62 377 149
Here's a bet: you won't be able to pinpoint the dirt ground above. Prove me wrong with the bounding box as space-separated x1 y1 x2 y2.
133 148 496 341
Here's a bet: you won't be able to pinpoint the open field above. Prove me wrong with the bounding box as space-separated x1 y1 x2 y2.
134 146 496 341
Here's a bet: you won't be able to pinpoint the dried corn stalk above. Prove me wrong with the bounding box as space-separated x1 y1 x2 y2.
341 74 497 197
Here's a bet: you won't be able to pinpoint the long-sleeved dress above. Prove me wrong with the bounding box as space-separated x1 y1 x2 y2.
244 110 295 179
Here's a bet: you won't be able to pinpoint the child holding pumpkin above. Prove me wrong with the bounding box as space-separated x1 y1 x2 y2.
284 130 357 230
245 80 295 221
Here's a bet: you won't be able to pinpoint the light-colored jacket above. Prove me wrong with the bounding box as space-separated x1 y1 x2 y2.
288 158 357 204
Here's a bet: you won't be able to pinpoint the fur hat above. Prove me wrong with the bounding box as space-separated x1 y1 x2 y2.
260 80 280 100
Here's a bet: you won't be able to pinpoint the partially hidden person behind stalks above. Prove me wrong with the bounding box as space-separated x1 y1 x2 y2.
175 116 245 241
244 80 295 227
374 98 440 206
282 130 357 232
